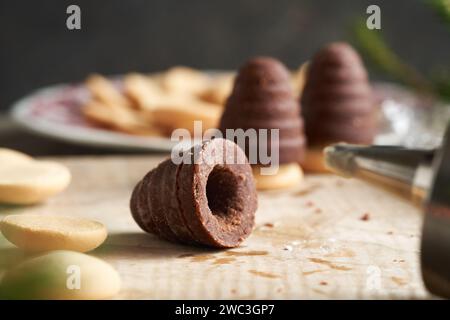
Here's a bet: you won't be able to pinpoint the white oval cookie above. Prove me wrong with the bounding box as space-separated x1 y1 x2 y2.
0 159 71 204
252 163 304 190
0 250 121 300
302 148 329 173
0 148 34 163
0 214 107 252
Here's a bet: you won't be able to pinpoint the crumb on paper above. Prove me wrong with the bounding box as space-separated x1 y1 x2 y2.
283 245 293 251
387 231 394 235
393 259 405 263
225 250 268 257
319 281 328 286
360 212 370 221
391 276 408 286
305 200 314 207
213 257 236 265
294 183 322 197
259 222 277 231
248 270 280 279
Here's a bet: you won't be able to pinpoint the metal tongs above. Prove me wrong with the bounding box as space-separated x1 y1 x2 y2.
325 125 450 298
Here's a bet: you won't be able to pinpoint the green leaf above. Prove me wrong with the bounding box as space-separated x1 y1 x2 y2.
427 0 450 27
352 19 435 97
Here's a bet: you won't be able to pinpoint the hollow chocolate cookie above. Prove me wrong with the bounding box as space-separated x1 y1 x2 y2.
301 42 377 172
130 138 257 248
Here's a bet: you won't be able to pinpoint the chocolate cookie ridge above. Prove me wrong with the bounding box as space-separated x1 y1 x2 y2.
220 56 307 165
302 42 377 146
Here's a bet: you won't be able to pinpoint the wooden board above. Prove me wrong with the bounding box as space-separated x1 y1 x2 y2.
0 155 432 299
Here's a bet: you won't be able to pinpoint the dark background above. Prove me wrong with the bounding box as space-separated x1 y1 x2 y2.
1 0 449 111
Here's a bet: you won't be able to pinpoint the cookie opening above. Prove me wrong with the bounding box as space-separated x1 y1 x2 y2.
206 165 242 222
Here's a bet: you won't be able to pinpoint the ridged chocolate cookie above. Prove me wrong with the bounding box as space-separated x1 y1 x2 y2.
219 57 306 164
130 138 257 248
302 42 377 145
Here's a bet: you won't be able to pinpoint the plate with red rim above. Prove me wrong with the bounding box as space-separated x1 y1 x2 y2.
10 81 177 152
10 78 431 152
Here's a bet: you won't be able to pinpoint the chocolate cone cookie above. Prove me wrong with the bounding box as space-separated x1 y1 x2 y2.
302 42 377 146
130 138 257 248
219 57 306 165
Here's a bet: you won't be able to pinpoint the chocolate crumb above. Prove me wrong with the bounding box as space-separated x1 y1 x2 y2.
249 270 280 279
319 281 328 286
360 213 370 221
305 201 314 207
263 223 274 228
294 184 321 197
387 231 394 235
336 180 344 187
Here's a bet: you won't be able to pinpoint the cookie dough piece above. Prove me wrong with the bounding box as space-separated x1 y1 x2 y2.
302 148 329 173
149 100 221 135
82 100 162 136
252 163 304 190
130 138 258 248
0 250 121 300
200 72 235 105
0 214 107 252
85 74 131 108
0 160 71 205
291 62 309 98
160 66 210 97
123 73 167 110
121 73 222 135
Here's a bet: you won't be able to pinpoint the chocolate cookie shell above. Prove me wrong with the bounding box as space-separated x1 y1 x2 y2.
302 42 377 146
219 57 306 164
130 138 257 248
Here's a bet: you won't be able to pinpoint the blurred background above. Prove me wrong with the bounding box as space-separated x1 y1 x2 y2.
0 0 449 154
